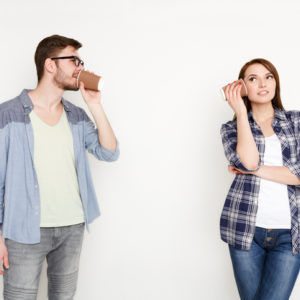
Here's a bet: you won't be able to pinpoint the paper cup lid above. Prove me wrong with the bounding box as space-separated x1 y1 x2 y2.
76 70 82 89
98 78 104 91
220 88 226 101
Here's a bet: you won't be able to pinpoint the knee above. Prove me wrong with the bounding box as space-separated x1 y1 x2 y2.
47 271 79 300
4 283 38 300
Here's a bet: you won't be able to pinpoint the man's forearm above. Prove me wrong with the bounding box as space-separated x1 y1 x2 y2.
87 103 117 151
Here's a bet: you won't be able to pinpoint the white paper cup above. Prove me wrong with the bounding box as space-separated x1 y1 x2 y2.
220 79 248 101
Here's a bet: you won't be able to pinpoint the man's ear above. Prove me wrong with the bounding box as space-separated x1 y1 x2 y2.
44 58 56 75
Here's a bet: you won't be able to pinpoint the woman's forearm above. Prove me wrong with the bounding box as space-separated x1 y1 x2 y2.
255 165 300 185
236 114 259 170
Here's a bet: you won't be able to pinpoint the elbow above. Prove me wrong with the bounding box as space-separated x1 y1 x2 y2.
107 151 120 162
240 157 259 171
98 147 120 162
243 162 259 171
238 152 259 171
293 177 300 186
236 147 259 171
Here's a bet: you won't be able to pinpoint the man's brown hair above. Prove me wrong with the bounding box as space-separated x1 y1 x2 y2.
34 34 82 82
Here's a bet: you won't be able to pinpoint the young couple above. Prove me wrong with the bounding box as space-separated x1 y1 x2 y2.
0 33 298 300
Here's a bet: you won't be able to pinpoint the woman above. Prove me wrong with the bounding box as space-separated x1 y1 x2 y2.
220 58 300 300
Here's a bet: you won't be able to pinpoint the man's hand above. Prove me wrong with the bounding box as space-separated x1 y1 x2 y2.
0 239 9 275
79 81 101 108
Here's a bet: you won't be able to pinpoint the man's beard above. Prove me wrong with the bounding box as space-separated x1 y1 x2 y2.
53 68 79 91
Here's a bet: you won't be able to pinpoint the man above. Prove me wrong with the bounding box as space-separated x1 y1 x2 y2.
0 35 119 299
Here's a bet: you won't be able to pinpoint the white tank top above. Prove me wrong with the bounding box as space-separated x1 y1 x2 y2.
255 134 291 229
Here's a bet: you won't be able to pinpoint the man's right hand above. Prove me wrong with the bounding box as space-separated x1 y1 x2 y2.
0 238 9 274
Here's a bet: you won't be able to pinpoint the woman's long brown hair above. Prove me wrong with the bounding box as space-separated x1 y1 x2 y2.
238 58 285 114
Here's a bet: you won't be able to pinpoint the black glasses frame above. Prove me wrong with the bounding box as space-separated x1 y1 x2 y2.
51 56 84 67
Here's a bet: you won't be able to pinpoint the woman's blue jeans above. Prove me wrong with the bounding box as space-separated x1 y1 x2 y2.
229 227 300 300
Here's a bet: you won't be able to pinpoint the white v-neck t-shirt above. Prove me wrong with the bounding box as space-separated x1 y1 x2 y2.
30 109 84 227
255 134 291 229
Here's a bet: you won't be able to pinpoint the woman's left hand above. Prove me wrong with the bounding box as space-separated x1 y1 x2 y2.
228 165 257 175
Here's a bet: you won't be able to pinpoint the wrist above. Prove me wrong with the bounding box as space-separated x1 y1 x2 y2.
254 165 262 177
235 110 248 119
87 102 103 112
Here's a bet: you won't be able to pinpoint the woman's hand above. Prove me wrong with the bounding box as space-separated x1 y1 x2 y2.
225 81 247 117
228 165 258 175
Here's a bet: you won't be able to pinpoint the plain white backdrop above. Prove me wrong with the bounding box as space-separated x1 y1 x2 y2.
1 0 300 299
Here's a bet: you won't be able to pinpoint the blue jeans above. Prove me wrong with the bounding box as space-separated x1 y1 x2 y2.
3 223 85 300
229 227 300 300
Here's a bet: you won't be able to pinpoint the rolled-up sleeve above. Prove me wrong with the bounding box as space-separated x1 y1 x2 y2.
83 111 120 162
220 122 260 172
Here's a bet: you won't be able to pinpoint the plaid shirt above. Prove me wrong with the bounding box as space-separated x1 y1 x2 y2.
220 108 300 254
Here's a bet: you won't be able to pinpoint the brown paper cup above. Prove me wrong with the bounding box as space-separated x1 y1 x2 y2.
77 70 103 91
220 79 248 101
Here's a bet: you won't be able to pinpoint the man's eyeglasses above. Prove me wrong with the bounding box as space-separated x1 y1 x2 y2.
51 56 84 67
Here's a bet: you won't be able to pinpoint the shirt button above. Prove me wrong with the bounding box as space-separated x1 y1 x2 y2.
34 185 38 188
35 212 39 215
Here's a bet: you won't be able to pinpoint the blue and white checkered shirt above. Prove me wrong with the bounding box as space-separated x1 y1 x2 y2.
220 108 300 255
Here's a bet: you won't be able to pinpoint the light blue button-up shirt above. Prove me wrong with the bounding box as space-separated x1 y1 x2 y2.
0 89 119 244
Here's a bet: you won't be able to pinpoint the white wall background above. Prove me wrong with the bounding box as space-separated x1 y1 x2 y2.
1 0 300 299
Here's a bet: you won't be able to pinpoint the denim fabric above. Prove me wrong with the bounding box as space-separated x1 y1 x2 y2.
3 223 85 300
229 227 300 300
0 89 119 244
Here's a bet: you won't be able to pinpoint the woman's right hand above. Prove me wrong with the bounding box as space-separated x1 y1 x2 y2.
225 81 247 117
0 238 9 275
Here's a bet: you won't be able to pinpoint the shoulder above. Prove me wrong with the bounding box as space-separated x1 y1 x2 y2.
0 95 24 129
283 110 300 120
62 99 90 123
279 110 300 127
220 119 237 134
0 95 23 113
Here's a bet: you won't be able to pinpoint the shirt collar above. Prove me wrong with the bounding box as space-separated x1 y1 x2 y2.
19 89 71 112
19 89 33 110
248 107 287 123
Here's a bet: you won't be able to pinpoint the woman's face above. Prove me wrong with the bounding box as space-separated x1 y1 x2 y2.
243 63 276 104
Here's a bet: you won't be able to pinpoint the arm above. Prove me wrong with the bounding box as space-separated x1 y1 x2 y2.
228 165 300 186
87 103 117 151
224 82 259 170
256 166 300 185
79 81 120 161
236 114 259 170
